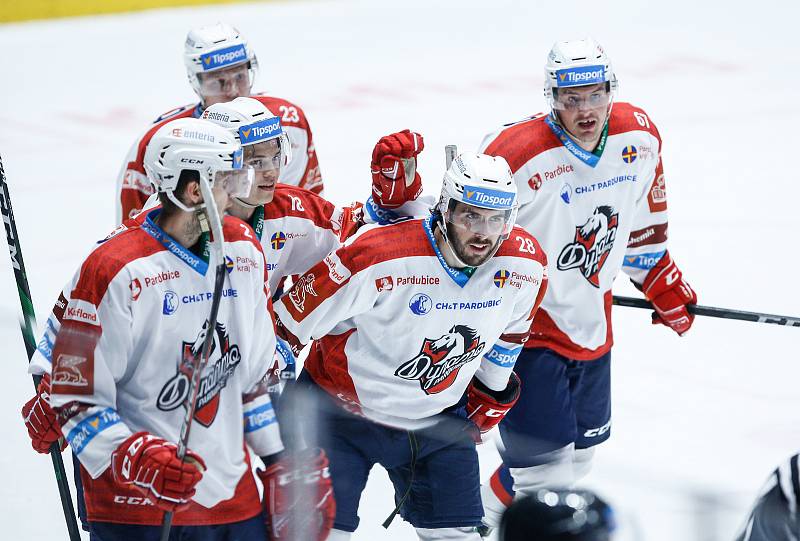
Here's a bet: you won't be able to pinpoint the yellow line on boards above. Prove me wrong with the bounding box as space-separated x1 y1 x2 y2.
1 0 284 23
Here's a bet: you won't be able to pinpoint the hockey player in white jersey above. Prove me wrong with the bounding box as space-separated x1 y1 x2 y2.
274 152 548 540
116 22 324 222
477 38 698 529
22 101 423 459
24 118 334 540
198 97 364 297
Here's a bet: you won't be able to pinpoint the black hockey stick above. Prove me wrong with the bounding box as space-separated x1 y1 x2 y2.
0 155 81 540
613 295 800 328
159 175 228 541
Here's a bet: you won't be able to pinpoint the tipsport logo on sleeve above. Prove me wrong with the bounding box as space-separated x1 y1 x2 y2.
201 44 248 71
238 117 282 145
556 65 606 87
462 186 515 209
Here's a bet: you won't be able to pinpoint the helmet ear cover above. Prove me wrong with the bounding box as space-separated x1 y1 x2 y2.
157 170 199 212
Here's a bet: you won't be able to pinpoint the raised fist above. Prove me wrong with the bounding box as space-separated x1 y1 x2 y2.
370 129 424 208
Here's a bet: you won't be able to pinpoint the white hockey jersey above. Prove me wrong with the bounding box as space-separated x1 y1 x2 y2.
32 184 361 385
116 94 323 223
41 210 282 525
252 184 355 294
274 216 548 429
480 103 670 360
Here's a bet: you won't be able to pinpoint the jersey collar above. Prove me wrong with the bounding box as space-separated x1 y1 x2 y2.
545 116 608 168
422 215 472 288
141 209 209 276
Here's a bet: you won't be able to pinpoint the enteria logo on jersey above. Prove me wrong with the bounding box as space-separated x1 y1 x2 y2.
201 44 248 71
556 65 606 87
239 117 282 144
463 186 515 209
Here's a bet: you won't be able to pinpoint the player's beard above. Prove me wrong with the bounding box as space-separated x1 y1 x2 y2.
185 211 204 240
445 222 501 267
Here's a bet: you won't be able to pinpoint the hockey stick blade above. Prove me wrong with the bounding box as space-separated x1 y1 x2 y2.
612 295 800 328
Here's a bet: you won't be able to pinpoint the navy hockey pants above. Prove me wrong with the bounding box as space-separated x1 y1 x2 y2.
291 369 484 533
499 347 612 467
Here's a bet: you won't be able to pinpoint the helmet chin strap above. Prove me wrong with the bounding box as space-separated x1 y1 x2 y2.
233 196 260 209
436 219 472 269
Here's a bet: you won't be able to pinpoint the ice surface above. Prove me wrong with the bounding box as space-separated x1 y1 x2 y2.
2 1 799 539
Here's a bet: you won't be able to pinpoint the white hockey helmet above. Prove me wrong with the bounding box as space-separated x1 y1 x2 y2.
201 97 292 169
184 23 258 101
544 38 618 114
143 118 253 212
436 152 518 266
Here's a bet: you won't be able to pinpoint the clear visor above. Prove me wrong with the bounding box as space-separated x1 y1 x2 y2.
445 199 517 237
197 63 252 97
552 85 611 111
214 166 254 199
243 139 285 175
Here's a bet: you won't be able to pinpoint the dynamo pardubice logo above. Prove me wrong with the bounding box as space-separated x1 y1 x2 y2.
557 206 618 288
395 325 485 395
157 320 241 427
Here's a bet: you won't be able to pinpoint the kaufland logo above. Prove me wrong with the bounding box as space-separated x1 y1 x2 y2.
238 117 282 144
463 186 514 209
200 44 247 71
556 65 605 87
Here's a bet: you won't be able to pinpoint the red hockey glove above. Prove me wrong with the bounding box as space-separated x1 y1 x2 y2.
111 432 206 513
258 448 335 541
466 373 521 443
21 374 67 454
641 251 697 336
337 201 365 242
370 129 424 208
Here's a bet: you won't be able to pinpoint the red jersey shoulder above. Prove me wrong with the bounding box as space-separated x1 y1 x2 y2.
265 185 334 228
76 227 163 304
222 215 265 255
608 102 662 141
343 219 433 273
129 104 197 173
151 103 199 125
496 226 547 266
250 94 309 129
483 114 562 173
